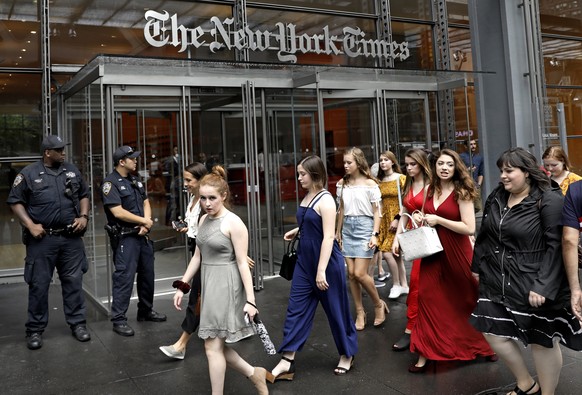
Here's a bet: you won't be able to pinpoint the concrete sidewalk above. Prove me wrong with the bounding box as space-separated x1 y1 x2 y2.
2 275 582 395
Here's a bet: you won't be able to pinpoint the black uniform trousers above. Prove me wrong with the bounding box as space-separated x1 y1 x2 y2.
111 235 155 323
24 234 87 334
181 237 201 334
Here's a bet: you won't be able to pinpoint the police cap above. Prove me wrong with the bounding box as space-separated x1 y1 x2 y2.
113 146 141 164
41 135 68 151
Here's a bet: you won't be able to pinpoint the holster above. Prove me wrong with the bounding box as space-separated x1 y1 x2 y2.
22 228 31 246
104 224 121 252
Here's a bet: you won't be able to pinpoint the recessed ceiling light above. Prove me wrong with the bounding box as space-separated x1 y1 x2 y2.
31 30 37 34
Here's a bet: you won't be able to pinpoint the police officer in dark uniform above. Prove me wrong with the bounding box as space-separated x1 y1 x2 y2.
7 135 91 350
101 146 166 336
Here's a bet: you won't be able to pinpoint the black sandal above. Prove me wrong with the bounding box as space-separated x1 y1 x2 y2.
511 381 540 395
268 356 295 383
334 356 354 375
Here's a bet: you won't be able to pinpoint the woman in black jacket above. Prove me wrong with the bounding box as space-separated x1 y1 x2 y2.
470 148 582 395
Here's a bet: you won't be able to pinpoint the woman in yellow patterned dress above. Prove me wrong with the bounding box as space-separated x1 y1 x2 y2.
542 146 582 195
377 150 409 299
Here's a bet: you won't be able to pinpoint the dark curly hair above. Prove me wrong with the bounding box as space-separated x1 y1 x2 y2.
429 148 477 201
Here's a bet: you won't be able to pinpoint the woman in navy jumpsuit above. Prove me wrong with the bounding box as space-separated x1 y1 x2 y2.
270 155 358 382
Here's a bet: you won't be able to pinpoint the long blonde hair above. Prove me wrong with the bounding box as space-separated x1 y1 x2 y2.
343 147 377 185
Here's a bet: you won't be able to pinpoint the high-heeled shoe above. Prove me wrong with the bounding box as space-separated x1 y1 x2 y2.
248 367 274 395
485 353 499 362
267 356 296 383
408 359 432 374
392 332 411 352
334 356 355 375
373 300 389 327
355 309 366 331
511 381 540 395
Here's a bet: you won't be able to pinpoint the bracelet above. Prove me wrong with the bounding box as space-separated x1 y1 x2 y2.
80 214 90 220
246 301 257 309
393 214 401 221
172 280 191 294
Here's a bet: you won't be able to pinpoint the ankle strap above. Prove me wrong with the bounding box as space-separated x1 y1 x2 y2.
281 356 294 363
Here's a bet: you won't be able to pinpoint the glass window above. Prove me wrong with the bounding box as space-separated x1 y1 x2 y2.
544 88 582 174
391 22 434 70
0 73 43 157
447 0 469 25
49 0 234 64
0 19 40 67
449 27 472 71
245 8 378 67
390 0 432 21
543 38 582 86
540 0 582 38
452 85 478 151
249 0 374 14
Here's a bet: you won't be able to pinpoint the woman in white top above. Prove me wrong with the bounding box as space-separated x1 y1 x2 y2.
159 162 207 360
336 147 389 330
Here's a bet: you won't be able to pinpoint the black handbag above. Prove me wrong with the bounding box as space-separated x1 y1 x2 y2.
279 190 325 281
279 235 298 280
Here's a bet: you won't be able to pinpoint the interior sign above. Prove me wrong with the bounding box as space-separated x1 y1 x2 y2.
144 10 410 63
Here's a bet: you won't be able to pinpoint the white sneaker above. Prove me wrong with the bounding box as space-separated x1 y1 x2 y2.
377 272 391 282
400 286 410 295
159 345 185 360
388 285 402 299
374 280 386 288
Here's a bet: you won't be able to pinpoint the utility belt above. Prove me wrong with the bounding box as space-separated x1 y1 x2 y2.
104 224 141 237
104 224 143 253
22 225 81 245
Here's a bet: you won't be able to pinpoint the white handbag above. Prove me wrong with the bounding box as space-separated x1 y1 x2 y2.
396 211 443 261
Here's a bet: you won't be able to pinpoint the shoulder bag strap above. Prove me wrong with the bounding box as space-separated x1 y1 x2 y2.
298 190 325 235
396 175 403 212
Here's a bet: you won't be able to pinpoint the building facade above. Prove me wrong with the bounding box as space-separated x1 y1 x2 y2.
1 0 580 312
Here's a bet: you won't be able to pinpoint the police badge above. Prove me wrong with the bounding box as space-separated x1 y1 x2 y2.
13 174 23 188
102 181 112 195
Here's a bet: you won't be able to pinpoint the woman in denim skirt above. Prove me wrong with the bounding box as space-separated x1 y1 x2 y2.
336 147 389 330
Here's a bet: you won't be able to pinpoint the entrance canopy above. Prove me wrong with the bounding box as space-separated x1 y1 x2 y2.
60 55 475 99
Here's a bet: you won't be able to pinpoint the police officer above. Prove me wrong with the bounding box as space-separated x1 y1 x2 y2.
102 146 166 336
7 135 91 350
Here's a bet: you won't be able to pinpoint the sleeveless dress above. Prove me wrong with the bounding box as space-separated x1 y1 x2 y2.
403 187 424 332
197 212 255 342
278 192 358 356
410 192 494 360
378 175 406 251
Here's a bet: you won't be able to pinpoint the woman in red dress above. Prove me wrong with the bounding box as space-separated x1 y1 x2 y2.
408 149 495 372
391 148 431 351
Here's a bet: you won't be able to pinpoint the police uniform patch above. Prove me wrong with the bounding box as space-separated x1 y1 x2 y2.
102 181 112 195
12 174 23 188
66 172 76 178
137 181 143 188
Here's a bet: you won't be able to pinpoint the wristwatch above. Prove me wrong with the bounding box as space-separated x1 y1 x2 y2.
372 232 379 237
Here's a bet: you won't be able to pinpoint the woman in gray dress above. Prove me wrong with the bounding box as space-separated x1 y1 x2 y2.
172 165 272 394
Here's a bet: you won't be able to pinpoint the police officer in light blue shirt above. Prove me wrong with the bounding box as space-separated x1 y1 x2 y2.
7 135 91 350
101 145 166 337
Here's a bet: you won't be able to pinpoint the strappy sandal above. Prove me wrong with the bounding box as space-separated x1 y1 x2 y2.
268 356 295 383
509 381 541 395
334 356 354 375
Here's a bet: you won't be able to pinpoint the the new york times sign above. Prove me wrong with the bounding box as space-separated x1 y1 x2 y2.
144 10 410 64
